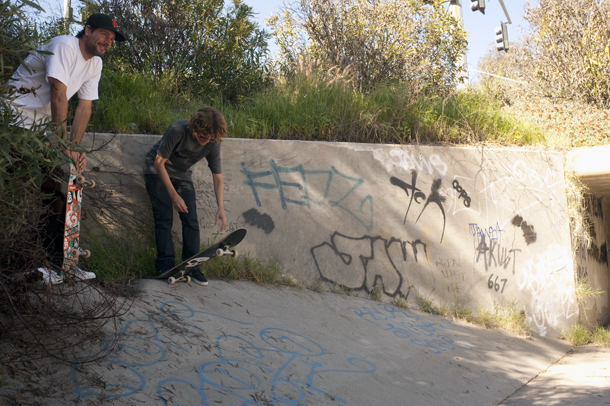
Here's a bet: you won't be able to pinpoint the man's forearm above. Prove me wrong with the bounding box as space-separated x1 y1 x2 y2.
50 94 68 140
70 102 92 144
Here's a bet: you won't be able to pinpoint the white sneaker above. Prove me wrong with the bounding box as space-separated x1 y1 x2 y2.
37 267 64 285
73 266 96 281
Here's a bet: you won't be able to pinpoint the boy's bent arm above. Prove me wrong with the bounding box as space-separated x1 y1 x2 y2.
154 154 189 213
212 173 227 231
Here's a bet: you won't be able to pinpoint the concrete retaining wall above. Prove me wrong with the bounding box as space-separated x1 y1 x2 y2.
82 133 578 337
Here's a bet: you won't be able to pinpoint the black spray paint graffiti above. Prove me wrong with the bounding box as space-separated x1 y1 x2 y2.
241 160 374 230
512 215 537 245
242 208 275 234
452 179 471 207
470 223 520 273
474 235 521 273
586 241 608 265
390 171 447 243
311 232 427 297
585 194 604 220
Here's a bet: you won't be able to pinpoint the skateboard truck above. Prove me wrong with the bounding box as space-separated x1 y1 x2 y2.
215 247 237 257
75 175 95 188
69 247 92 259
168 270 191 285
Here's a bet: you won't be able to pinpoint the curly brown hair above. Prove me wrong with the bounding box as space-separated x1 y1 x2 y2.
187 107 227 143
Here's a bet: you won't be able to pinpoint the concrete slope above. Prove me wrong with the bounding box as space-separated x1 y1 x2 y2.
63 279 573 406
500 345 610 406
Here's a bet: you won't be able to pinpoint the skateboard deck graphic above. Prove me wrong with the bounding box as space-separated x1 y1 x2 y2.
62 161 94 272
156 228 247 284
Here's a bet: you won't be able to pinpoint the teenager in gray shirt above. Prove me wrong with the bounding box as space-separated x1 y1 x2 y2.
144 107 227 285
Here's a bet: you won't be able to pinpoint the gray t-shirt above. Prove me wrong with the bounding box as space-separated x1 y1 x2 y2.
144 120 221 181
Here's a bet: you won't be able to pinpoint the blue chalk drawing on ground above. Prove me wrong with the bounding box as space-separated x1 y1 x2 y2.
349 303 478 353
158 328 376 405
72 301 377 405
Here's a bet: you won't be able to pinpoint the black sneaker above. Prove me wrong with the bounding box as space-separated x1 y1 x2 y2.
189 269 208 286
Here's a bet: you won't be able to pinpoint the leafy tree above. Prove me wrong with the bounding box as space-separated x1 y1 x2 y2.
482 0 610 107
267 0 468 91
96 0 271 103
0 0 43 83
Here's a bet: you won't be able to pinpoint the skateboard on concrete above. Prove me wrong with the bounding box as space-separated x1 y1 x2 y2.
62 161 95 274
156 228 247 285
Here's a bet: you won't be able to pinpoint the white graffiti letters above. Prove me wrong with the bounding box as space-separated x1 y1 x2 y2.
388 150 448 176
517 245 577 336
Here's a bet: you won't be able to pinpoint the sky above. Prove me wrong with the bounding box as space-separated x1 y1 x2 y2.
41 0 532 83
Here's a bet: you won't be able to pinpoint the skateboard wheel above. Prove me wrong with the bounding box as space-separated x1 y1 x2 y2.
168 277 176 285
186 275 191 283
87 180 96 188
81 249 91 258
216 248 224 256
231 249 238 257
70 248 79 257
76 175 86 185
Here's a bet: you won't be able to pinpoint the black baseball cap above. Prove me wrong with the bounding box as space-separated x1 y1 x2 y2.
84 13 126 42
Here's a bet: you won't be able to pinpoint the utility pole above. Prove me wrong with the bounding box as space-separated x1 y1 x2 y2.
63 0 71 34
448 0 469 85
497 0 512 24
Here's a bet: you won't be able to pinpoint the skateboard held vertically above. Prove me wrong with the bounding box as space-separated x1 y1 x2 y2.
156 228 247 284
63 161 95 273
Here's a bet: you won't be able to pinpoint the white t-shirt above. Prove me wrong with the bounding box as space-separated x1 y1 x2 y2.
8 35 102 129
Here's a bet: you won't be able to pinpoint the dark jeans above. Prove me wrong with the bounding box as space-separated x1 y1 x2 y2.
144 175 200 273
40 174 66 269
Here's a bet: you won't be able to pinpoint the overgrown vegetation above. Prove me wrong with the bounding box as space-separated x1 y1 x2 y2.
477 0 610 148
268 0 468 91
80 225 156 281
96 0 271 104
561 324 610 347
203 253 282 285
0 1 139 363
521 0 610 107
411 293 530 338
90 70 204 134
87 66 546 147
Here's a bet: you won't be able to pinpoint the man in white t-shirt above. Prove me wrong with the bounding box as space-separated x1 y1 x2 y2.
6 14 125 277
8 13 125 171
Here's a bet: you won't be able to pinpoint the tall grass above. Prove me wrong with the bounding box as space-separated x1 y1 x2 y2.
89 71 211 134
411 293 529 337
203 254 283 284
226 73 545 145
80 227 157 280
561 324 610 346
88 69 545 146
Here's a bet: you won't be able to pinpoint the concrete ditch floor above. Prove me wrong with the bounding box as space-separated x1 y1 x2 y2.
499 345 610 406
1 279 608 405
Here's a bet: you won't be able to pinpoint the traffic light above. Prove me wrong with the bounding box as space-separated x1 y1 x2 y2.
470 0 485 14
495 22 509 52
